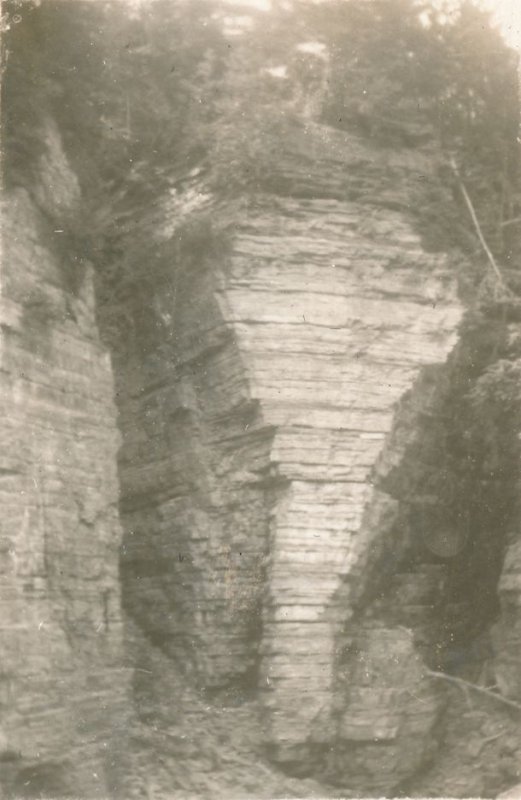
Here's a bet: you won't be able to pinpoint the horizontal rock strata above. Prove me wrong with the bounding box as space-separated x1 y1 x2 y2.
0 130 129 797
220 126 462 764
113 120 463 789
116 254 273 689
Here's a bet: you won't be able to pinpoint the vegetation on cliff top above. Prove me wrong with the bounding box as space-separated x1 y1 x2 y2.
2 0 520 331
3 0 519 234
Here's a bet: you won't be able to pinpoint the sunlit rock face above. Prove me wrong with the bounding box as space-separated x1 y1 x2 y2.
114 117 463 789
0 123 130 798
221 124 462 775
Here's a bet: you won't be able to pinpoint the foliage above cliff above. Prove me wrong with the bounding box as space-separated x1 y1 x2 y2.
309 0 519 264
2 0 520 274
2 0 226 202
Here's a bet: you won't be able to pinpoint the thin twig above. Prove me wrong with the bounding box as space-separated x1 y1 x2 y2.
480 731 505 747
471 731 505 758
501 216 521 228
449 157 509 290
426 669 521 713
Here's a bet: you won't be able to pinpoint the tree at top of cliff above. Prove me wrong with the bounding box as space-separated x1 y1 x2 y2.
3 0 519 271
304 0 519 263
2 0 226 195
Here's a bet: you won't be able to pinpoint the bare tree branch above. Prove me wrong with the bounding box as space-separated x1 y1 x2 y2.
449 157 510 292
500 216 521 228
426 668 521 713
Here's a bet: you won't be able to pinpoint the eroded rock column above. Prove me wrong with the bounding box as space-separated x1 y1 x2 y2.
219 126 463 759
113 122 463 781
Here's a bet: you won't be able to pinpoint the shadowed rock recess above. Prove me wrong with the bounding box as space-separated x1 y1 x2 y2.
2 0 521 797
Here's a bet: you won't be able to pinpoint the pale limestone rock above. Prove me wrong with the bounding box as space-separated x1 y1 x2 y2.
0 132 129 795
220 148 461 756
115 118 463 792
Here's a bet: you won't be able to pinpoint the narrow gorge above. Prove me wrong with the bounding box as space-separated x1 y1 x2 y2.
2 0 521 797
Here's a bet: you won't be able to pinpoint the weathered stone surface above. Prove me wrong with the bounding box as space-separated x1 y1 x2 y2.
4 8 521 797
113 119 463 791
116 258 273 689
331 624 441 791
0 130 129 797
493 540 521 699
219 126 461 763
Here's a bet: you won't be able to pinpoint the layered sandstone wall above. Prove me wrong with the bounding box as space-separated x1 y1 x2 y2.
0 125 130 798
222 124 462 774
114 220 274 690
3 5 520 793
112 120 465 791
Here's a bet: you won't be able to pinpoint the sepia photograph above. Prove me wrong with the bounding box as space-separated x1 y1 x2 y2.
1 0 521 797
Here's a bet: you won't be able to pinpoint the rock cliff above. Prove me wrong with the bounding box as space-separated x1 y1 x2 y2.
2 0 521 797
0 122 131 797
112 119 464 791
